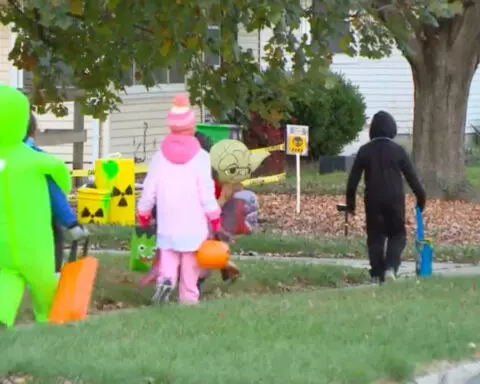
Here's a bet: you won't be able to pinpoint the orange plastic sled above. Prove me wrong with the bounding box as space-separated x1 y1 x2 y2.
49 239 98 325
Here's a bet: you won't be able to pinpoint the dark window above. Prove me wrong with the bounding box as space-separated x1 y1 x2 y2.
205 25 221 67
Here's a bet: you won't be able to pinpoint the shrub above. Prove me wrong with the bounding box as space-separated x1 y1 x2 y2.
288 73 367 160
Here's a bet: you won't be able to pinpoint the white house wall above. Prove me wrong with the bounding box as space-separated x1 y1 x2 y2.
108 91 202 161
331 51 480 136
0 24 10 85
238 25 261 62
466 72 480 131
35 106 94 167
331 52 414 135
107 26 262 157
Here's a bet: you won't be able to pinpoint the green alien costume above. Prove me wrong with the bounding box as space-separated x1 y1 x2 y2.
0 85 72 328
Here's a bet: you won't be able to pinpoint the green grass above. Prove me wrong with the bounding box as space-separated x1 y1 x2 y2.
17 254 369 324
467 166 480 189
252 162 347 194
84 227 480 264
251 164 480 194
233 233 480 264
3 276 480 383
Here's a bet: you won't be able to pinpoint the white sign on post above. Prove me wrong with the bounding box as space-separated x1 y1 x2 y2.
285 125 309 214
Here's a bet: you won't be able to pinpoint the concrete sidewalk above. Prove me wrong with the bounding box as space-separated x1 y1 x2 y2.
94 249 480 277
411 361 480 384
231 254 480 278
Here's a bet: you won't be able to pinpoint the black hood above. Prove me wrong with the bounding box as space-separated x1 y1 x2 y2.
369 111 397 139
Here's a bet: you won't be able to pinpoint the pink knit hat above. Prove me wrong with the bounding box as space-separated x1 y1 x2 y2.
167 94 196 135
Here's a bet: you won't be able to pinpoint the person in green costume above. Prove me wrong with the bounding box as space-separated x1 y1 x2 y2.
0 85 72 329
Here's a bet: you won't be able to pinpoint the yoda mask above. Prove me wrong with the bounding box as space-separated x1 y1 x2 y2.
209 139 270 184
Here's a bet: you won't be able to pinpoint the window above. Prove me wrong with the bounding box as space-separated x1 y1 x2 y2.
124 62 185 87
124 24 220 87
205 25 221 67
23 54 75 90
201 25 222 122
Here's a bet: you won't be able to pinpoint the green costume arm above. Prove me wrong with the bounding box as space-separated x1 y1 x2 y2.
34 150 72 194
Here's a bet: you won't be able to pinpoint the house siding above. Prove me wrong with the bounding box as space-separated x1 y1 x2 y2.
108 91 201 161
331 51 480 135
35 105 94 168
0 24 11 85
331 52 414 134
238 26 260 62
3 26 94 168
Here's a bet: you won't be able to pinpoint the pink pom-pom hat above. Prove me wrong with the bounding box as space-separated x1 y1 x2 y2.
167 94 196 135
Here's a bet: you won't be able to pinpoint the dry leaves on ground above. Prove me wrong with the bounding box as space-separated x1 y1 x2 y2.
258 194 480 245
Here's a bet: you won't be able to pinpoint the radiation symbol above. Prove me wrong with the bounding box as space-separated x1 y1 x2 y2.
288 135 306 154
81 207 104 224
111 185 134 207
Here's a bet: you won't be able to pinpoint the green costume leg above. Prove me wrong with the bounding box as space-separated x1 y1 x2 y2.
26 256 58 323
21 241 58 323
0 268 25 328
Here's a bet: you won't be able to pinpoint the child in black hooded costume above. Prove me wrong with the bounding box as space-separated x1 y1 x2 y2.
345 111 426 284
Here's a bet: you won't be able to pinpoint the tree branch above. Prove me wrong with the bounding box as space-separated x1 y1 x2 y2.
6 0 59 50
372 0 422 64
455 0 480 54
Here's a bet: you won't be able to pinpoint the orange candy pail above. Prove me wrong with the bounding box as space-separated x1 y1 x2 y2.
196 240 230 269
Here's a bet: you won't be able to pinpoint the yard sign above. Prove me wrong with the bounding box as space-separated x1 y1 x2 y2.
285 124 310 214
286 124 309 157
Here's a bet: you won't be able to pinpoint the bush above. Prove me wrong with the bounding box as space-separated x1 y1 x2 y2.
289 73 367 160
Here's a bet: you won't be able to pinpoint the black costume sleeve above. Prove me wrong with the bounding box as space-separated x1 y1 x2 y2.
399 148 426 210
346 147 365 212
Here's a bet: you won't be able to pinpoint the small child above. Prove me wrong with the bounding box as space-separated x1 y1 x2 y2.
137 95 221 305
345 110 426 284
25 112 89 276
137 133 240 293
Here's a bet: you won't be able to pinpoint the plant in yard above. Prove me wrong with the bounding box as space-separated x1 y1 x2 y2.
287 73 367 159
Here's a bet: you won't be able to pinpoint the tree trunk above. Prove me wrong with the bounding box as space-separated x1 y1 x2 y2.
409 21 480 201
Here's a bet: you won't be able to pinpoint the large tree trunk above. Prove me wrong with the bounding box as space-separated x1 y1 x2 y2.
408 11 480 201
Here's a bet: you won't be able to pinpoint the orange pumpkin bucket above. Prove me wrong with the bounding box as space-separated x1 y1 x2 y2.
196 240 229 269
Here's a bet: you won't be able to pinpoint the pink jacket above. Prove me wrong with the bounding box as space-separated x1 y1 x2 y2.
137 134 221 252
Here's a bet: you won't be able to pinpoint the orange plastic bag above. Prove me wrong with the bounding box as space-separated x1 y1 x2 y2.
49 240 98 325
196 239 229 269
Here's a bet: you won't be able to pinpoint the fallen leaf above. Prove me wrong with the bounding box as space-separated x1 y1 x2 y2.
257 194 480 245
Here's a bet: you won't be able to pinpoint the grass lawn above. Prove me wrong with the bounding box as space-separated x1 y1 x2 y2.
252 163 347 195
3 276 480 383
467 165 480 189
85 226 480 264
252 164 480 194
16 254 369 324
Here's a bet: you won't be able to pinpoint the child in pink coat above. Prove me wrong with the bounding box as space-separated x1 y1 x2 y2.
137 95 221 305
